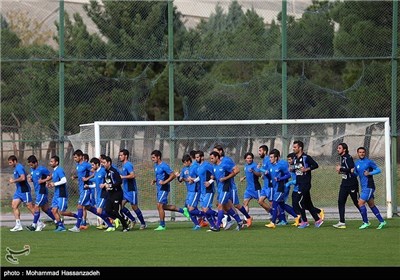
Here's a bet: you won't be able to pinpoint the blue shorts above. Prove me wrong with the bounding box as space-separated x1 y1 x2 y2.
273 191 285 203
244 189 261 200
185 191 200 208
200 193 214 209
260 187 274 201
96 197 106 209
217 191 231 205
52 197 68 211
90 190 96 206
360 188 374 202
123 190 138 205
157 190 169 205
78 189 92 206
13 191 32 203
35 193 49 206
230 188 240 205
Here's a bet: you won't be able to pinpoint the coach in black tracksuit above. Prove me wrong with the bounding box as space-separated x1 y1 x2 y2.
102 156 129 232
335 143 360 226
292 140 321 225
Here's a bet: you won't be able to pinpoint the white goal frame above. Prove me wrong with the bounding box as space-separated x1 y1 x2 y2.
89 117 392 218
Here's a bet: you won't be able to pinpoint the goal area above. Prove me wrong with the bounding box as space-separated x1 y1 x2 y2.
68 118 392 219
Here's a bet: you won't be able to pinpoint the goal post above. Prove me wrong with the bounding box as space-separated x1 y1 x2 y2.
69 117 392 219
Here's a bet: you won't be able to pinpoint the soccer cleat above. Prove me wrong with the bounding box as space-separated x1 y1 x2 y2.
182 207 190 220
298 222 310 229
246 216 253 228
265 222 276 229
139 224 147 230
314 219 324 228
114 218 121 229
79 225 89 230
10 225 23 232
377 221 387 230
105 226 116 232
277 220 288 226
292 215 301 226
26 225 36 231
96 224 107 230
54 226 66 232
129 220 136 229
192 225 201 231
359 222 371 230
221 215 228 228
122 227 130 232
224 220 235 231
68 226 80 232
319 209 325 220
199 219 209 228
154 225 166 231
208 226 220 232
235 222 244 231
333 222 346 229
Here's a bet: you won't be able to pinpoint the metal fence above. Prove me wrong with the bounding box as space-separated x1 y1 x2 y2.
1 0 398 214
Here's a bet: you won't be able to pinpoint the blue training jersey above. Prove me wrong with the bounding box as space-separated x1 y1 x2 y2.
244 161 261 191
354 158 381 190
121 161 137 192
196 161 215 194
75 161 92 194
13 163 31 193
30 165 50 195
154 161 174 192
52 166 67 198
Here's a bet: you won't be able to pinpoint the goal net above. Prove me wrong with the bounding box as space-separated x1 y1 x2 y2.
68 118 392 220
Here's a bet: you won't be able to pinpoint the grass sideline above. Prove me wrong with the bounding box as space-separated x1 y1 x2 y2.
1 218 399 267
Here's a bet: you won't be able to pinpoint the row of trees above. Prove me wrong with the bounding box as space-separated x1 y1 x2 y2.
1 0 398 160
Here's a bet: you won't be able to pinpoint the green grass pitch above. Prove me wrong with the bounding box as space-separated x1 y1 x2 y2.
1 218 399 267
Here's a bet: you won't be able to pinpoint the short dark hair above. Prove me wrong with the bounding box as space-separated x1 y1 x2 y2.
151 150 162 158
357 146 366 153
293 140 304 150
119 149 129 158
210 151 220 158
182 154 192 163
244 152 254 159
51 155 60 164
27 155 38 164
90 157 100 165
259 145 269 153
8 155 18 162
269 149 280 158
73 149 83 157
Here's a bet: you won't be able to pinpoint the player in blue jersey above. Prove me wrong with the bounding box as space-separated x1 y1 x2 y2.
292 140 323 228
333 143 360 229
189 150 208 228
85 157 115 231
151 150 190 231
8 155 35 232
239 152 262 216
285 153 301 226
209 151 244 231
194 150 218 230
264 149 298 229
119 149 147 230
68 150 93 232
25 155 57 231
213 145 252 228
257 145 273 224
176 154 202 230
47 155 78 232
354 147 386 230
